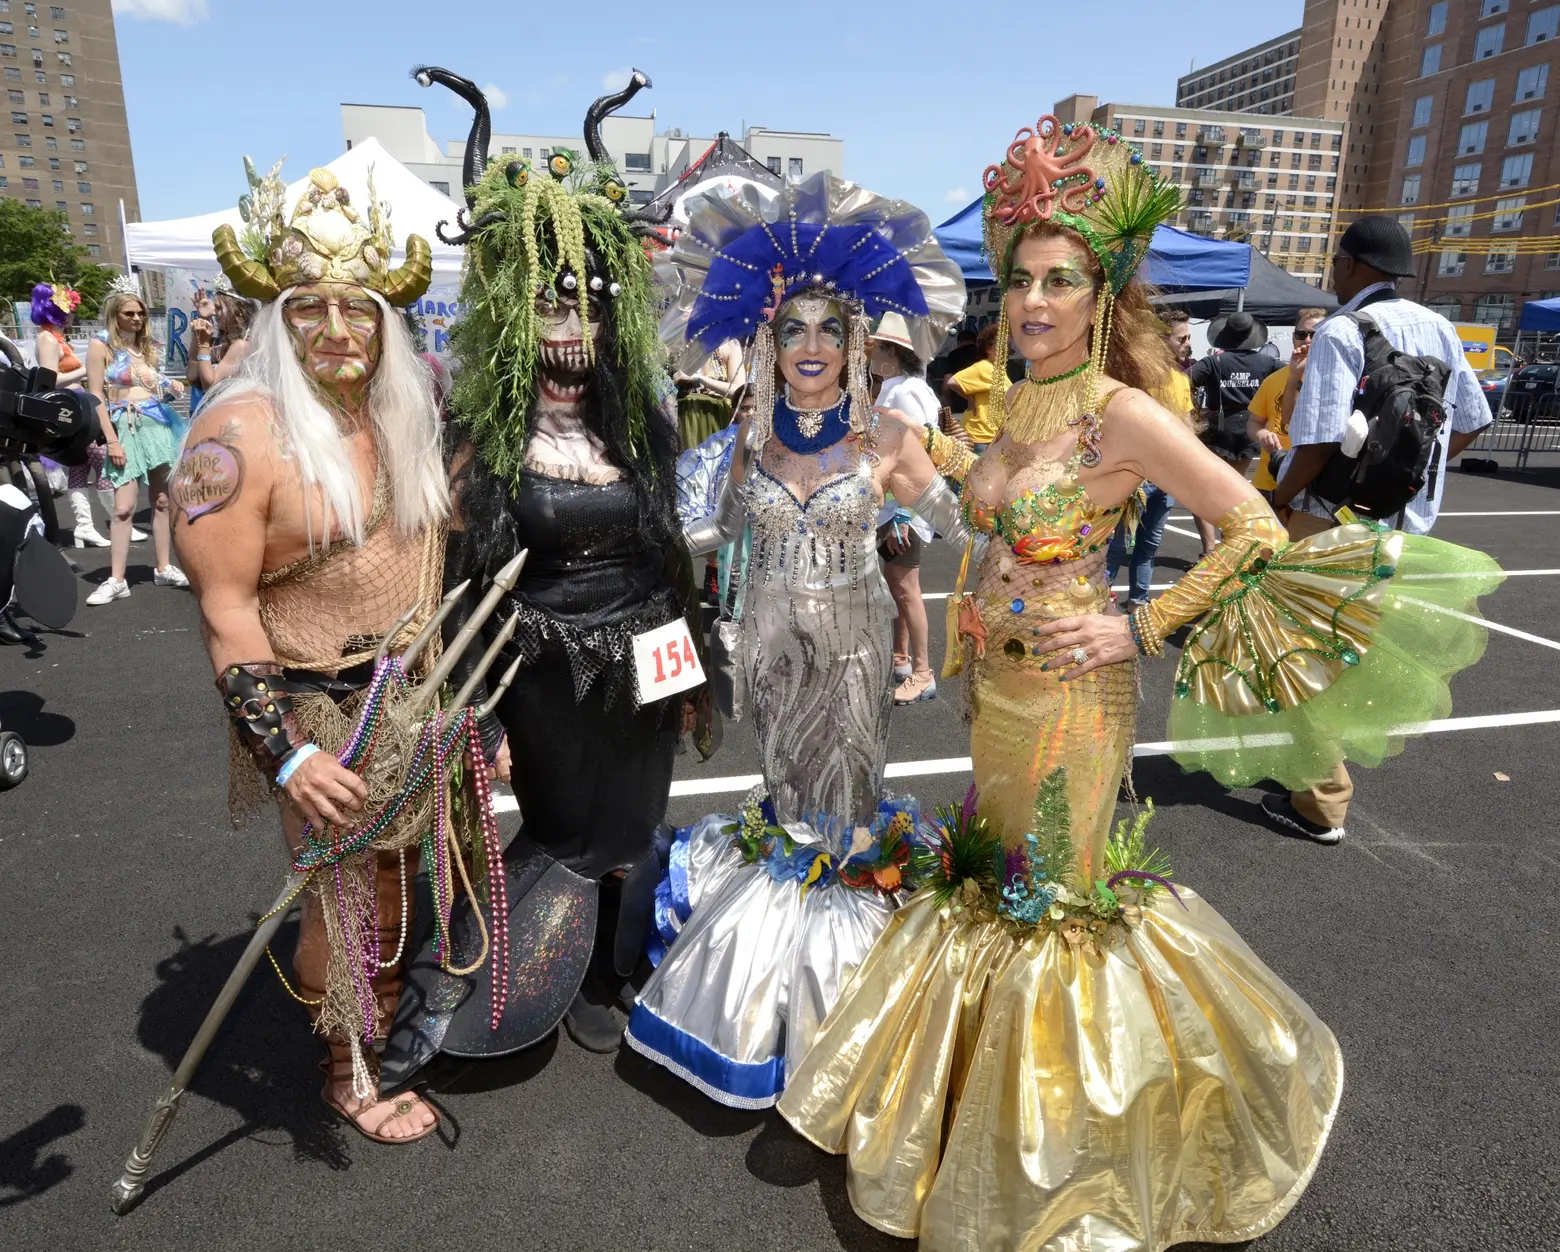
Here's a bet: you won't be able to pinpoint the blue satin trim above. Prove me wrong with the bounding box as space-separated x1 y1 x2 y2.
626 1003 786 1105
647 822 696 967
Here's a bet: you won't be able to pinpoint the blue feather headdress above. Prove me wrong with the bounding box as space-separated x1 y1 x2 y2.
658 172 965 373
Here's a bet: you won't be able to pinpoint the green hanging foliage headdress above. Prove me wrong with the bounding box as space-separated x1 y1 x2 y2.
414 65 675 489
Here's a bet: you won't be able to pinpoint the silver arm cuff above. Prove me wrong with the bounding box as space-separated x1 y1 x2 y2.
910 476 969 547
684 467 746 556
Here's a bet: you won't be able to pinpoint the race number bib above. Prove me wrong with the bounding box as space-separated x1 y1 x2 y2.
632 618 706 702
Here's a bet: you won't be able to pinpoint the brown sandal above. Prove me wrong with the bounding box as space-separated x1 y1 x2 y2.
318 1056 439 1146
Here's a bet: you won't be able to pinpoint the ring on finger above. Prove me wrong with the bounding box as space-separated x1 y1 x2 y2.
1070 646 1088 666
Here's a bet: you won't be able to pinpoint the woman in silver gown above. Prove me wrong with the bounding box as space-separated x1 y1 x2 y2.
624 173 966 1107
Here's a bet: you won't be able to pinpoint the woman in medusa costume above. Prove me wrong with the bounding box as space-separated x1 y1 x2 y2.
775 117 1502 1248
623 172 967 1108
396 68 691 1056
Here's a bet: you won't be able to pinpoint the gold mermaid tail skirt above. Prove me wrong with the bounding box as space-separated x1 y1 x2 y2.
778 889 1342 1250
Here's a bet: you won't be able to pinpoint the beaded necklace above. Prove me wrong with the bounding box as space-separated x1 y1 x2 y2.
773 393 851 455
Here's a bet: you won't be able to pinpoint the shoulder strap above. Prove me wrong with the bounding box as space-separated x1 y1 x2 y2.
1343 310 1398 376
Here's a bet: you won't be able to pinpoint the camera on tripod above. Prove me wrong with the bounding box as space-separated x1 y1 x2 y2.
0 333 102 789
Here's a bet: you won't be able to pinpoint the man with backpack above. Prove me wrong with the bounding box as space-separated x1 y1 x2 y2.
1266 215 1490 845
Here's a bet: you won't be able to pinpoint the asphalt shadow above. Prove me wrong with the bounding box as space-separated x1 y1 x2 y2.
131 917 353 1203
611 1045 768 1139
0 690 75 746
0 1102 86 1208
745 1117 912 1250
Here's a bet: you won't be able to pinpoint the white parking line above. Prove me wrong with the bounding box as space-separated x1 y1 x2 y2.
1169 510 1560 521
483 707 1560 808
1403 596 1560 651
921 569 1560 600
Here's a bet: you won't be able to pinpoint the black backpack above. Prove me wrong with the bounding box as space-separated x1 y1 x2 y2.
1309 310 1449 523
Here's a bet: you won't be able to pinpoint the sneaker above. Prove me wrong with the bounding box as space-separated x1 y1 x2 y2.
154 565 190 588
894 670 938 704
130 527 149 542
86 577 130 605
892 652 912 681
1259 794 1344 845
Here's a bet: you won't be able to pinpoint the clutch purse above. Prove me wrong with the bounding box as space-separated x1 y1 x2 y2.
709 616 745 722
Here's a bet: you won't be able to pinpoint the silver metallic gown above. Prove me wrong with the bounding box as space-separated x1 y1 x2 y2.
626 425 931 1108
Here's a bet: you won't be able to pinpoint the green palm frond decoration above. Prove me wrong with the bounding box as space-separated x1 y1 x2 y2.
909 801 1002 910
1094 171 1181 255
1103 800 1172 894
1027 766 1077 892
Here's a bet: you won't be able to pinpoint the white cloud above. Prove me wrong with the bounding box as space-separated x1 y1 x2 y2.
945 187 969 203
483 83 508 111
602 67 633 92
111 0 209 25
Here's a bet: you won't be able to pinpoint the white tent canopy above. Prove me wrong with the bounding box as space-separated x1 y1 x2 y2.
124 138 467 285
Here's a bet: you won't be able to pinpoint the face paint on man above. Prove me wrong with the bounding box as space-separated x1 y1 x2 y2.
776 295 847 395
281 282 383 387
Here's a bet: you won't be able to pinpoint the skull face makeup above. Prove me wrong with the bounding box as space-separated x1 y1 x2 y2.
282 281 383 388
775 295 847 402
534 271 607 404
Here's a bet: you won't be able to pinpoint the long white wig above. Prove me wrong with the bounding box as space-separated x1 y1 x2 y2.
198 290 448 549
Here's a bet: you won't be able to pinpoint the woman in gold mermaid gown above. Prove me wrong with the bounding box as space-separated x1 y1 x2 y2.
777 116 1500 1251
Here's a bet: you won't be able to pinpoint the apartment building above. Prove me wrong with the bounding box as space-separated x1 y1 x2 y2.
0 0 139 267
341 104 843 208
1054 95 1343 286
1177 29 1303 115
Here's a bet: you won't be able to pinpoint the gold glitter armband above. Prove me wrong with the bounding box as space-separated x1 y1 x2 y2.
1142 497 1288 639
926 427 976 483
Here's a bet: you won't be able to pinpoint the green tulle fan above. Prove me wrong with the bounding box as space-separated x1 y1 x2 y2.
1168 533 1505 790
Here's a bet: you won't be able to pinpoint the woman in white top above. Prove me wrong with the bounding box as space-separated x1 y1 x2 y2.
869 313 943 703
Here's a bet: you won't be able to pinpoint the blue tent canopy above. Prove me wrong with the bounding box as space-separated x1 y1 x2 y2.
1519 296 1560 331
934 197 1252 292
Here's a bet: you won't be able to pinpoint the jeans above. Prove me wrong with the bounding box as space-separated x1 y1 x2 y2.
1105 484 1173 606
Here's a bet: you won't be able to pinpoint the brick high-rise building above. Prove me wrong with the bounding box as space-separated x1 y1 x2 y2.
1177 30 1303 115
0 0 140 269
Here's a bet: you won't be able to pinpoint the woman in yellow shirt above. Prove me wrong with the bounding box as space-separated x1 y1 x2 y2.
1249 307 1326 498
941 322 1004 449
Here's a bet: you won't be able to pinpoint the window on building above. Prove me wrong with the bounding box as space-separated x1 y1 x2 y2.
1474 292 1516 329
1412 96 1433 128
71 158 81 172
1509 107 1542 144
429 180 449 196
0 20 10 33
50 5 63 17
1175 122 1187 138
1290 152 1302 169
1398 213 1416 235
78 200 90 214
1149 143 1162 160
1459 121 1489 154
24 197 39 207
1530 6 1560 45
1426 1 1448 35
53 50 66 65
1401 174 1422 204
1481 0 1509 14
1452 162 1481 195
42 134 52 148
3 67 17 80
83 223 96 237
0 44 13 59
67 136 79 149
1516 64 1549 100
1132 118 1145 136
1501 152 1534 186
766 155 780 175
50 26 63 42
62 114 75 132
86 244 98 257
7 107 20 121
623 152 651 172
1288 173 1300 189
72 177 83 192
1547 253 1560 269
48 176 56 190
0 176 6 188
16 152 30 165
497 145 515 154
1298 237 1313 253
1475 23 1505 59
37 112 48 126
1426 297 1463 320
1303 195 1318 208
19 174 34 187
1438 250 1467 276
1 88 12 102
12 130 26 145
1466 78 1496 113
1421 44 1442 77
1153 120 1164 137
52 198 61 211
57 72 69 86
1493 196 1526 230
787 157 803 182
1307 152 1322 170
1406 135 1427 166
1266 172 1278 187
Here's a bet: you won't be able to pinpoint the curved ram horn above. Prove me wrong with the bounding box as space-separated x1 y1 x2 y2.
381 233 433 306
412 65 491 210
583 69 651 164
211 224 280 302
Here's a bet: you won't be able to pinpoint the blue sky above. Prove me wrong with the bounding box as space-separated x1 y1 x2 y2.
113 0 1301 225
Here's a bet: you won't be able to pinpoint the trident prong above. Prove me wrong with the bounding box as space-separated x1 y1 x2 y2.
447 611 519 715
409 550 527 714
396 579 470 675
373 602 425 668
475 656 523 720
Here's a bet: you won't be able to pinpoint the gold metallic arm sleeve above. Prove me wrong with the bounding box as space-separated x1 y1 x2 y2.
1142 497 1289 640
925 427 977 483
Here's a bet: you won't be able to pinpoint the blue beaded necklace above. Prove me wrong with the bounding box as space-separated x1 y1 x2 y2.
773 392 851 454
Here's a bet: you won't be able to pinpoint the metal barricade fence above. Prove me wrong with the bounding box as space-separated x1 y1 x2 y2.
1468 390 1560 468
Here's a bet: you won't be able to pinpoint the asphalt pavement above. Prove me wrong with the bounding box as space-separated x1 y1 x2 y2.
2 460 1558 1252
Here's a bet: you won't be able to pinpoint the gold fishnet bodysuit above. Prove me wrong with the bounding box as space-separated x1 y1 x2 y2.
961 416 1136 883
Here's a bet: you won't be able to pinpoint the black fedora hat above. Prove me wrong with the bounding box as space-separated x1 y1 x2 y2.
1209 310 1269 352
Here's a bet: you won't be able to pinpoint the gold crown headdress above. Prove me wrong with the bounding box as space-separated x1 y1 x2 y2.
212 158 432 306
981 115 1180 442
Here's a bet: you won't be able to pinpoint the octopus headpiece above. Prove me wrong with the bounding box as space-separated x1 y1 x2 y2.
411 65 670 485
211 159 433 306
658 170 965 448
982 115 1179 294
